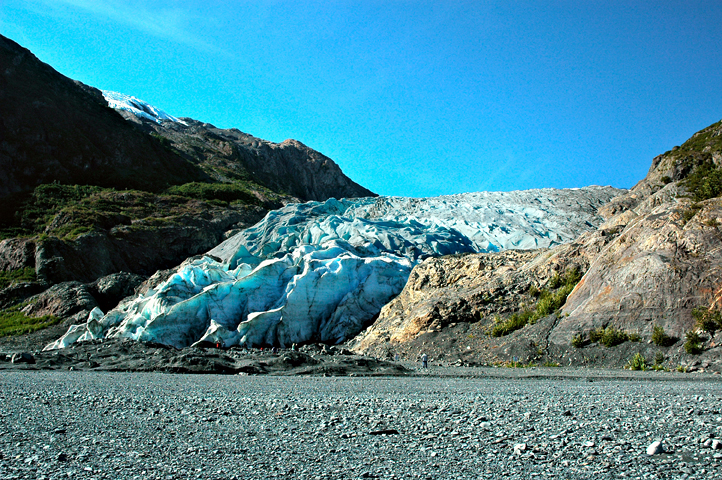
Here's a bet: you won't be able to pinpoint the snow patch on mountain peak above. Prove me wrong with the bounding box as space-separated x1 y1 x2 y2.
102 90 186 125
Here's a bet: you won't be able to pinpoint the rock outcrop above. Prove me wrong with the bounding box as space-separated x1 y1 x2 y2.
0 238 35 272
33 207 263 284
133 115 375 202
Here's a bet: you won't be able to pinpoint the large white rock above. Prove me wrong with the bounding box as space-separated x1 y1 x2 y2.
46 187 622 350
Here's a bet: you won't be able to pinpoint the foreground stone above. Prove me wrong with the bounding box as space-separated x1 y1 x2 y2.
1 371 721 480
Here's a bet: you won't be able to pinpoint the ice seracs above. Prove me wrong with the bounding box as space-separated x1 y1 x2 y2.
46 186 623 351
102 90 187 125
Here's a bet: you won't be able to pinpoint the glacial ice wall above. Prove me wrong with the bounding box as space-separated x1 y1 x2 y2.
47 186 623 350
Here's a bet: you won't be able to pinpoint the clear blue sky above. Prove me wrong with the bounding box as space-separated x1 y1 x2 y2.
3 1 722 197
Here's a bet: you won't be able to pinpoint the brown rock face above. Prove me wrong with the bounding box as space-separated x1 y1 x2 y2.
350 229 615 363
353 119 722 369
554 187 722 345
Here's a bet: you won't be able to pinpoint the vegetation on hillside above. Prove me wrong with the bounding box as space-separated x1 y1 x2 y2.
692 306 722 338
684 331 703 354
0 181 280 240
0 267 37 290
572 326 641 348
681 160 722 202
676 120 722 156
165 182 263 205
651 324 676 347
664 120 722 201
489 267 582 337
0 304 60 337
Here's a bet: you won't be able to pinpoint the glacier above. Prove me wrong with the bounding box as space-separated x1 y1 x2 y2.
46 187 623 350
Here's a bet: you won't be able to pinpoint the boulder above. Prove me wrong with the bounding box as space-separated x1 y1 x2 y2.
0 238 35 271
86 272 146 313
10 352 35 364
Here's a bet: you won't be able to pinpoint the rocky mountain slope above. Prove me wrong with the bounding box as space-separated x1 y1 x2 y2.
45 187 620 351
0 36 204 199
351 120 722 371
106 90 373 202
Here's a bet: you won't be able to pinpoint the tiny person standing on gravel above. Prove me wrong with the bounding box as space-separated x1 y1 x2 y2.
421 353 428 369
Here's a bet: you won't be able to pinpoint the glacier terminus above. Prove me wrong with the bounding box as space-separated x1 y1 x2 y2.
46 187 623 350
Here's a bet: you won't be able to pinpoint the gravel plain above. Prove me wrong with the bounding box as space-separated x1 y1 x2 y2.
2 370 722 480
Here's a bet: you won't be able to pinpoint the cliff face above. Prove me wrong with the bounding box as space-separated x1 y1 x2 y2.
352 120 722 370
553 120 722 345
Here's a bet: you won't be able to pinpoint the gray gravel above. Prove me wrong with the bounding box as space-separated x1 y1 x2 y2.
2 371 722 479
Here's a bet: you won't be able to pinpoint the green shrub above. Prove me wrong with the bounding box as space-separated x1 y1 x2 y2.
684 331 703 354
599 326 629 347
692 306 722 338
571 333 586 348
588 326 631 347
651 324 675 346
628 333 641 342
0 267 36 290
682 160 722 202
626 353 648 371
589 328 604 343
654 352 665 366
490 311 532 337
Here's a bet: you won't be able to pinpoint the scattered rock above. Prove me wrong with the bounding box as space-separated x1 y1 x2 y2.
369 429 400 435
646 440 664 455
514 443 527 455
